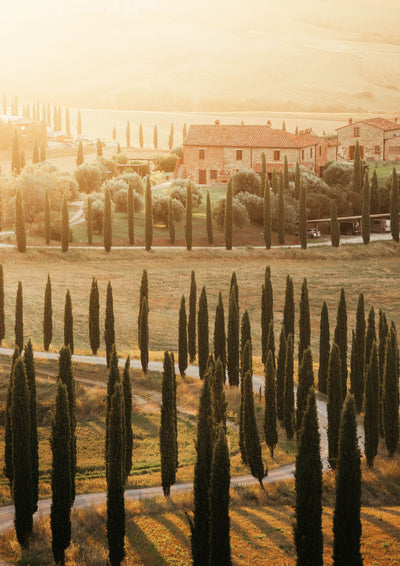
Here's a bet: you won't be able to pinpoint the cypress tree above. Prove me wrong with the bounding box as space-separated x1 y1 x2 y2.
106 346 120 475
333 394 362 566
45 189 51 245
4 347 19 490
298 278 310 365
271 168 278 194
107 382 125 566
299 179 307 249
104 187 112 252
294 161 301 199
185 181 193 250
20 150 25 169
361 170 370 244
227 284 239 386
278 170 285 244
264 350 278 458
283 274 294 340
364 342 379 467
11 130 20 174
40 143 46 162
294 387 323 566
212 358 227 431
105 282 115 368
153 125 158 149
139 296 149 373
327 342 343 469
14 281 23 351
364 306 376 376
64 290 74 354
209 426 232 566
96 139 103 157
351 293 365 414
178 295 188 377
117 142 121 154
261 284 267 364
12 357 33 548
353 140 362 194
160 351 177 496
65 108 70 136
239 339 252 464
168 123 174 150
126 121 130 147
50 381 71 565
224 178 233 250
168 197 175 244
283 155 289 193
263 183 272 249
32 138 39 164
214 292 226 377
61 193 69 252
127 186 134 245
188 271 196 363
139 124 143 148
24 340 38 513
378 309 388 437
76 140 84 166
244 368 266 485
89 277 100 356
58 345 76 505
334 288 348 401
266 320 275 368
138 269 148 351
330 200 340 247
383 328 399 456
189 369 213 565
262 266 274 364
284 334 295 439
122 357 133 482
198 286 209 379
370 169 380 214
206 190 213 245
390 166 399 242
0 264 4 345
260 152 266 197
43 274 53 351
15 188 26 253
87 196 93 245
145 175 153 251
296 347 314 431
276 325 286 421
318 301 330 394
240 310 252 380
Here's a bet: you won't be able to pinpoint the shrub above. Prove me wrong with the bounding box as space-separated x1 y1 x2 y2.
154 153 178 172
119 172 144 195
112 153 128 165
169 179 203 208
235 191 264 224
75 163 103 194
97 156 118 178
50 219 74 242
270 192 298 234
378 185 391 213
84 192 105 233
232 169 261 196
172 146 183 158
114 189 144 214
322 161 353 188
102 178 129 200
212 197 250 230
152 195 184 225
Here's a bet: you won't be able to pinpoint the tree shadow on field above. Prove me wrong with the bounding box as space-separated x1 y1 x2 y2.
361 508 400 539
156 512 191 552
126 520 168 566
133 412 160 437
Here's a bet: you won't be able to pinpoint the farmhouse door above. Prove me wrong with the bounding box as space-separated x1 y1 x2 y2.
349 145 355 160
359 146 364 159
199 170 207 184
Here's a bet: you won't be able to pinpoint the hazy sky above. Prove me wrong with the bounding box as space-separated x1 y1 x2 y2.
1 0 400 111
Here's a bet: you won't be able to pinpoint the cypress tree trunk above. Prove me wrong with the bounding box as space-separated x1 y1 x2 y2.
334 288 348 401
260 152 266 197
333 394 362 566
327 343 343 469
145 175 153 251
330 200 340 247
58 345 76 505
296 347 314 431
12 357 33 548
24 339 38 513
209 426 232 566
107 382 126 566
51 381 71 565
227 284 239 386
63 290 74 354
103 187 112 252
4 347 19 490
244 368 266 485
139 296 149 374
89 277 100 356
364 342 379 467
276 325 286 421
278 171 285 245
283 334 295 439
351 293 365 414
185 181 193 250
318 301 330 394
198 286 209 379
61 193 69 252
299 179 307 249
390 167 399 243
43 274 52 351
383 328 399 456
87 196 93 245
178 295 188 377
283 274 294 340
224 178 233 250
264 350 278 458
168 198 175 244
14 281 23 351
15 189 26 253
353 141 362 193
105 282 115 368
213 292 226 378
206 190 213 245
127 186 134 245
0 264 4 345
45 190 51 245
370 169 380 214
160 352 176 496
188 271 196 363
378 309 388 437
271 168 278 194
361 170 370 244
189 370 213 566
263 183 272 249
212 358 227 432
137 269 148 351
294 388 323 566
122 357 133 482
298 278 310 365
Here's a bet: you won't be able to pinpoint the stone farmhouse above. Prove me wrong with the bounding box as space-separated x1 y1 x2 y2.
336 117 400 162
174 121 338 185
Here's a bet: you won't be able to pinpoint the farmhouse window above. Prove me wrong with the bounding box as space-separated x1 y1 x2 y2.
319 146 322 156
210 170 218 180
273 150 280 161
310 148 313 158
375 146 380 154
199 149 205 159
301 150 304 160
354 127 360 137
236 149 243 160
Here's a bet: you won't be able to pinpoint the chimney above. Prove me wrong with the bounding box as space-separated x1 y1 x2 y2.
349 118 353 125
266 120 271 127
215 119 220 125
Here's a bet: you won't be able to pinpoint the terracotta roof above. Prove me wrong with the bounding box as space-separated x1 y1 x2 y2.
336 118 400 132
184 125 323 149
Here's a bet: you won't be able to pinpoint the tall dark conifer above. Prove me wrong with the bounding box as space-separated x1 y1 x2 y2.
43 275 52 352
122 357 133 482
139 296 149 374
198 286 209 379
284 334 295 439
45 189 51 245
298 278 310 365
327 342 343 469
318 301 330 394
61 193 69 252
351 293 365 414
227 284 239 386
383 327 399 456
330 200 340 247
239 339 252 464
105 282 115 368
224 178 233 250
364 342 379 467
127 186 134 245
278 170 285 244
264 182 272 249
24 339 38 513
15 189 26 253
378 309 388 437
364 306 376 376
276 325 286 421
362 170 370 244
76 140 83 166
213 292 226 377
160 351 177 496
185 181 193 250
104 187 112 252
145 175 153 251
58 345 76 505
264 350 278 458
334 288 347 401
206 190 213 245
296 347 314 431
212 358 227 431
353 141 362 194
4 347 19 490
178 295 188 377
243 368 266 485
0 264 4 345
188 271 197 363
15 281 23 351
370 169 380 214
283 274 294 340
299 179 307 249
260 152 266 197
89 277 100 356
64 290 74 354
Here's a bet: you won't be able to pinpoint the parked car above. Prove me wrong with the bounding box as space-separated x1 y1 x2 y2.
307 227 321 239
339 221 360 235
371 219 390 233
